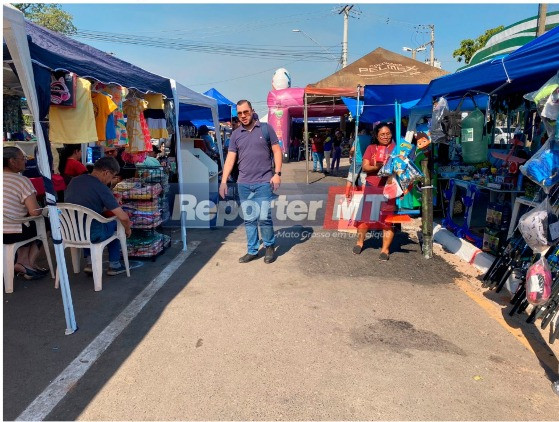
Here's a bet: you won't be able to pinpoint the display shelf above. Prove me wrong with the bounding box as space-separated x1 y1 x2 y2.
113 165 170 260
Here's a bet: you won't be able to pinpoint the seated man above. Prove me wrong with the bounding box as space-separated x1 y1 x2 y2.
65 156 132 275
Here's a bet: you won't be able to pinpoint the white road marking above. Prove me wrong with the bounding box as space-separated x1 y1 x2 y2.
16 242 200 421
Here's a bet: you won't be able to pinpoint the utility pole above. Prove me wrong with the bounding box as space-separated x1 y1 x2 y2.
339 5 353 68
429 24 435 66
421 153 433 259
537 3 548 36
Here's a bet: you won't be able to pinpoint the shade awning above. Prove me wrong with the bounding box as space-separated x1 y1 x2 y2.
3 20 172 97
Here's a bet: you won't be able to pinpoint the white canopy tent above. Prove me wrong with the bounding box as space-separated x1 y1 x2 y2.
171 81 223 251
3 4 77 334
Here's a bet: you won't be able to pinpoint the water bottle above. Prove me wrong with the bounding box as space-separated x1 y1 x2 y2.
516 172 524 191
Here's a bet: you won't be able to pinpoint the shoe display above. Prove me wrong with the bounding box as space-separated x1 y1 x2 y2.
264 246 276 264
106 263 127 276
238 253 258 263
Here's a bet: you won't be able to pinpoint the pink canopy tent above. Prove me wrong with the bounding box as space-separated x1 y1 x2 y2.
266 87 349 157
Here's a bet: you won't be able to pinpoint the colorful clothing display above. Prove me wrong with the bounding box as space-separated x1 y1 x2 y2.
91 92 117 141
123 97 150 153
49 77 97 144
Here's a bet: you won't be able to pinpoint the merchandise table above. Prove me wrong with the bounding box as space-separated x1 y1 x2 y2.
448 178 524 228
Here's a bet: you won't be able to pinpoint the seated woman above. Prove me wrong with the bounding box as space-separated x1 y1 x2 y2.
59 144 87 185
352 123 397 261
3 147 48 280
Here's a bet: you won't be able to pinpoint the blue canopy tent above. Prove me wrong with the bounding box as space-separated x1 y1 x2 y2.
413 26 559 112
179 87 235 128
3 20 173 97
341 84 426 124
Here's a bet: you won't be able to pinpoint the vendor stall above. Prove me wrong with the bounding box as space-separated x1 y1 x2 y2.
2 7 222 331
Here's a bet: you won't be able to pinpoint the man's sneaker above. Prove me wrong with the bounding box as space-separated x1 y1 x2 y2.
83 265 93 274
106 263 127 276
238 253 258 263
264 246 276 264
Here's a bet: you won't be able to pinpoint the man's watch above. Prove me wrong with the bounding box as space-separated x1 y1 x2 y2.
274 171 282 176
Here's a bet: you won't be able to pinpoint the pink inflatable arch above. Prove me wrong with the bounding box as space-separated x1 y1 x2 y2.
266 87 348 155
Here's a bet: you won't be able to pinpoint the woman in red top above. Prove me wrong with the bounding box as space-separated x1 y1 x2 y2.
353 123 396 261
311 133 324 172
59 144 87 184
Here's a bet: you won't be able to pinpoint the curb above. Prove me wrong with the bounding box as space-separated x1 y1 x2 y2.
433 224 495 273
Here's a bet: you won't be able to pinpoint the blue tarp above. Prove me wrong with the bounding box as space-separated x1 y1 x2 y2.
179 88 235 126
3 20 172 97
413 26 559 111
344 84 427 123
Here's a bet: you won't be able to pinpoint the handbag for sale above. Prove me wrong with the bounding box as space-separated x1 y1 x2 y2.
383 176 403 200
50 71 77 108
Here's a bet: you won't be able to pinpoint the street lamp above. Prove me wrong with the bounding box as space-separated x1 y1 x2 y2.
292 29 340 64
402 46 426 61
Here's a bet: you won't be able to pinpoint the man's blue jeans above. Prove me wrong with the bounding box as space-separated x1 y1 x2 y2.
312 152 324 171
83 221 121 263
237 183 275 255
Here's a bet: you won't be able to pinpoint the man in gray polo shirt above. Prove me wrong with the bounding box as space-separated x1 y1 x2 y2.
219 99 283 264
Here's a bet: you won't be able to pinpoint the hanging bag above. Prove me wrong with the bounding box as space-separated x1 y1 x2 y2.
518 197 559 252
50 71 77 108
525 257 553 306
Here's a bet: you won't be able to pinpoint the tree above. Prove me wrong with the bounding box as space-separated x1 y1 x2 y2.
14 3 76 35
452 25 505 64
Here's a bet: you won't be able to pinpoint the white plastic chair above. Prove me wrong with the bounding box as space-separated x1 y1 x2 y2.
54 203 130 291
3 215 55 293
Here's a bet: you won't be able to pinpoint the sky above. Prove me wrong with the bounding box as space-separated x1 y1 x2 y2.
59 2 556 117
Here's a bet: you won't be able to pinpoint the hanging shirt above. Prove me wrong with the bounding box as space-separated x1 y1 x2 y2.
144 93 168 139
144 93 165 110
103 85 129 146
91 92 117 141
49 78 97 144
106 113 117 143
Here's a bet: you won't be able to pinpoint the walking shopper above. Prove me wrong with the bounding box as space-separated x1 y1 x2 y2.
311 133 324 172
330 129 343 174
352 123 396 261
219 99 283 264
323 131 333 174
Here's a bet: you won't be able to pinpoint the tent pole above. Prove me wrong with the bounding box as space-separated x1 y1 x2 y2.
170 79 187 251
4 5 77 334
304 92 309 184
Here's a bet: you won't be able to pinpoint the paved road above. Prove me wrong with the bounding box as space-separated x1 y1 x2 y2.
4 159 559 420
42 226 559 420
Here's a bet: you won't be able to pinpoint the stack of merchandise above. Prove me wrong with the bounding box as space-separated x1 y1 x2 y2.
113 166 170 259
126 231 171 258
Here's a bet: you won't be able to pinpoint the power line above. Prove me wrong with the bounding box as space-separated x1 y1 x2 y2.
188 60 299 87
74 30 340 61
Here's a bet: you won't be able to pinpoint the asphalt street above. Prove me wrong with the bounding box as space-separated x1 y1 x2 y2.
4 159 559 420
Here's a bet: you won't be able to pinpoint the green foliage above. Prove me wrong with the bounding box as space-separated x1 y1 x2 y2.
452 25 505 64
13 3 76 35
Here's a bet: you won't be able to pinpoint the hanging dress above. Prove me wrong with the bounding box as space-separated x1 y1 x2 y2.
123 97 150 153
